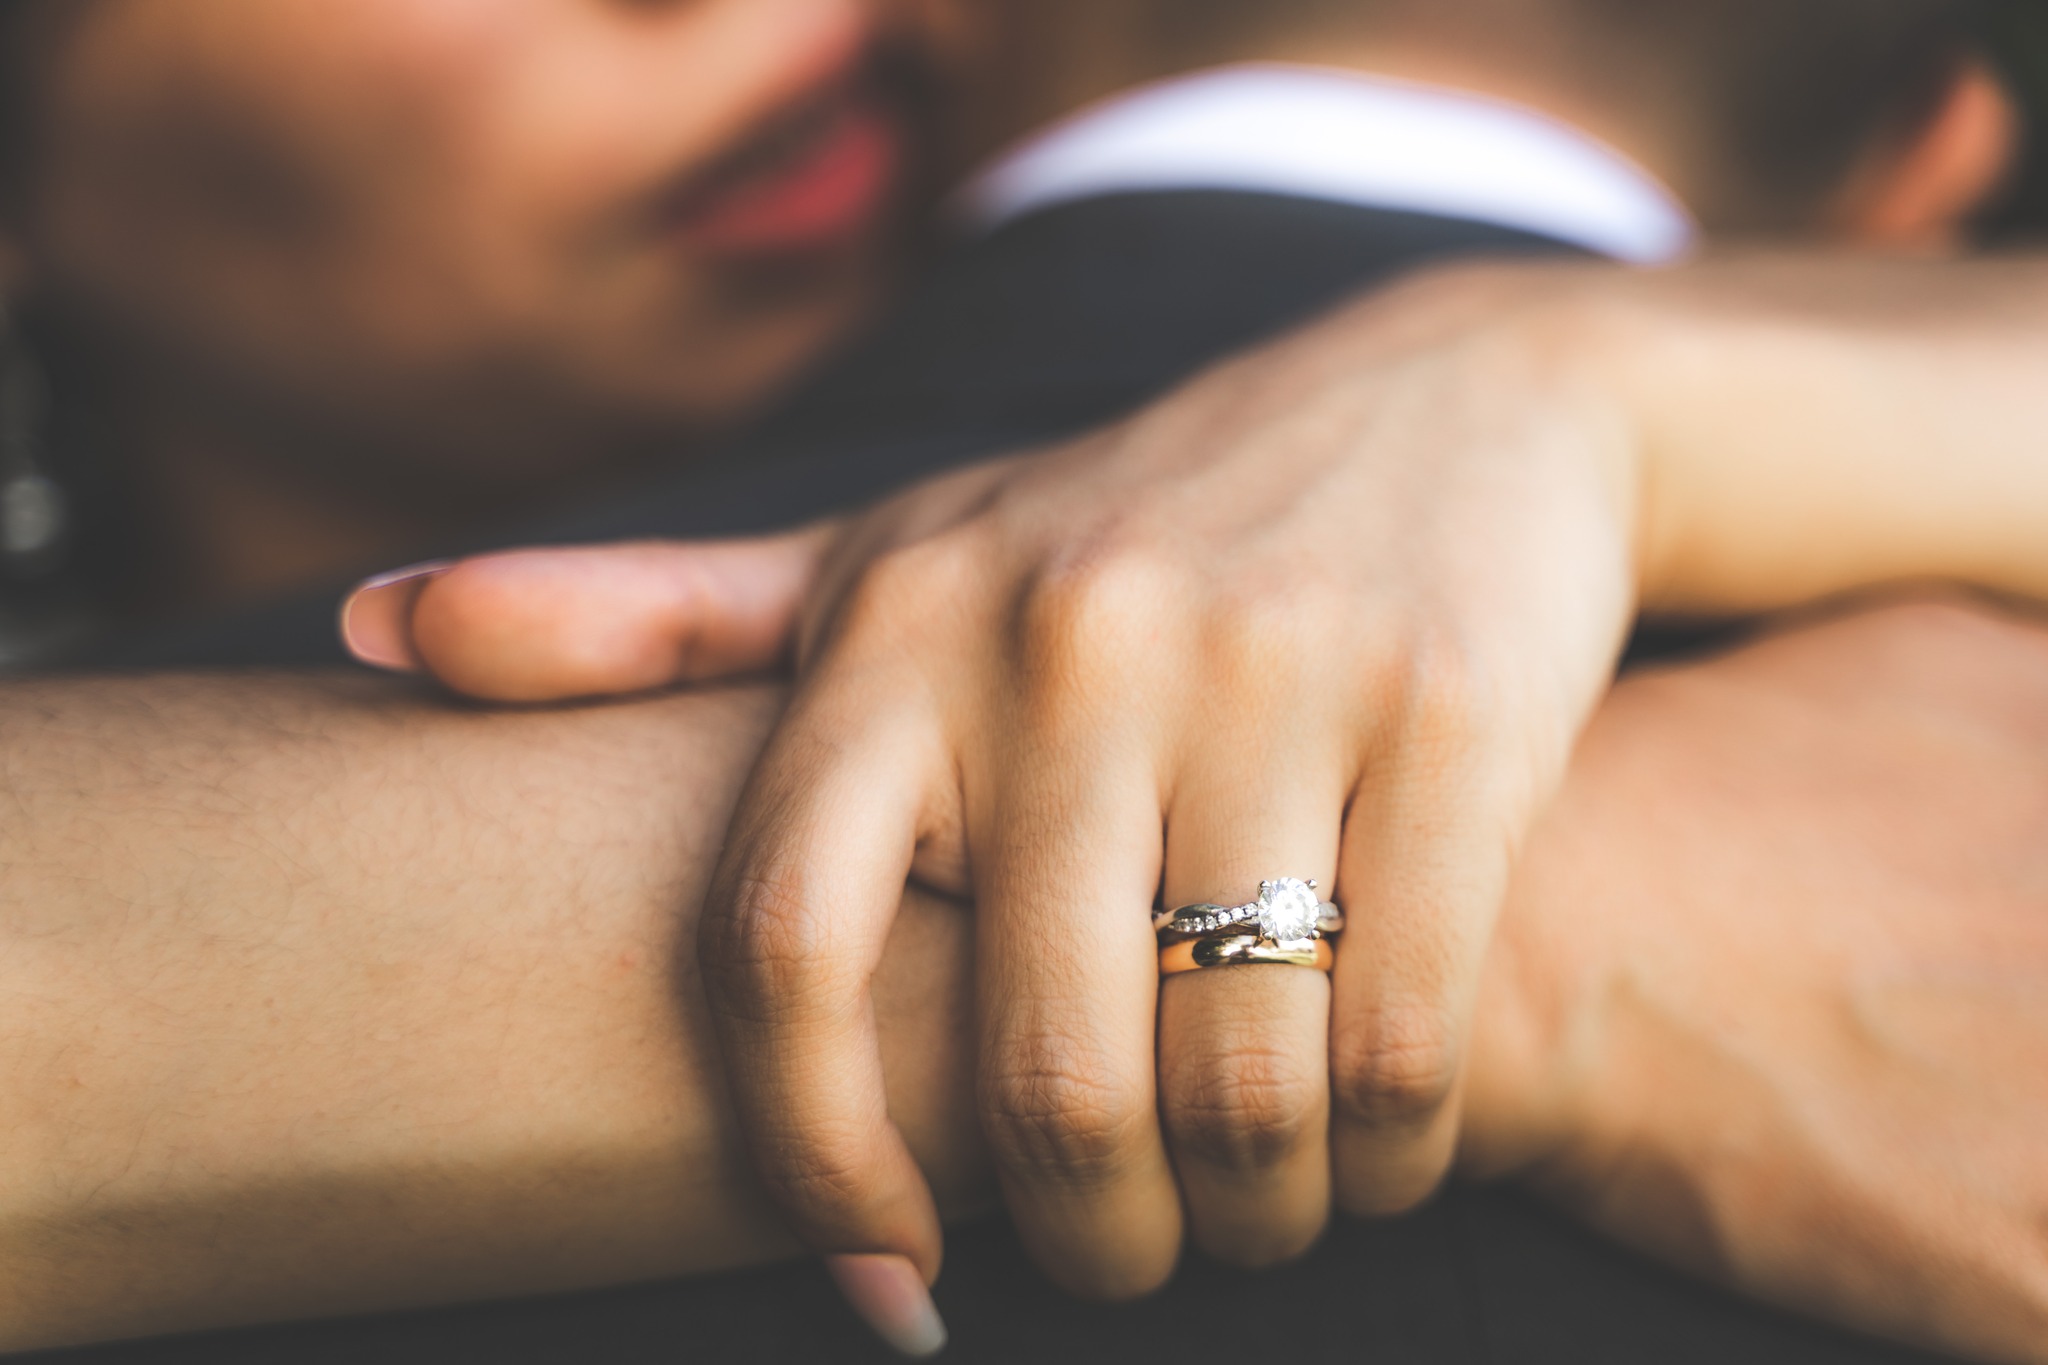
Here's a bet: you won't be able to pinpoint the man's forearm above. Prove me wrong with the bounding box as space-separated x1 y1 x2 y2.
7 597 2048 1356
0 676 981 1350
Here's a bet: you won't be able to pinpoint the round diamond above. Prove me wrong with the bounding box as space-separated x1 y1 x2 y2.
1257 878 1321 945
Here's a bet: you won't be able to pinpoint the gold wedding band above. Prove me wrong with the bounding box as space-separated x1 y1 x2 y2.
1160 935 1336 976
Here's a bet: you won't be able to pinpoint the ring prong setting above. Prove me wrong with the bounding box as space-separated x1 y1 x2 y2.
1257 876 1323 947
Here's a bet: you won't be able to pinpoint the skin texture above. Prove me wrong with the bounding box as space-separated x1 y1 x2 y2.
369 247 2048 1307
1491 600 2048 1363
0 677 983 1346
4 598 2048 1363
0 0 2032 1346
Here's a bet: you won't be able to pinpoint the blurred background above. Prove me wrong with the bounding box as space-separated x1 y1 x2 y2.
4 0 2047 675
1986 2 2048 233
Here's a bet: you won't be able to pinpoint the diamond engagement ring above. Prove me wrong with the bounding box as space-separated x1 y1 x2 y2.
1156 878 1343 975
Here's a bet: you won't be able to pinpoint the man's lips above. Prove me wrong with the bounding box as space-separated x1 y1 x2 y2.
663 93 901 256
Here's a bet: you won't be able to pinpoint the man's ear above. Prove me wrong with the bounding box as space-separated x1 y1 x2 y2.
1832 55 2021 253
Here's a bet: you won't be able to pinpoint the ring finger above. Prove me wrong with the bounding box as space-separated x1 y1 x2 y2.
1157 753 1345 1267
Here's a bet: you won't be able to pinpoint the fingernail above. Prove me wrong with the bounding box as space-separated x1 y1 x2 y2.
826 1254 948 1358
339 562 453 672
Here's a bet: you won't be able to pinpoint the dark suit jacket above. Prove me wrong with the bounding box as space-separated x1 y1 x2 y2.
56 191 1949 1365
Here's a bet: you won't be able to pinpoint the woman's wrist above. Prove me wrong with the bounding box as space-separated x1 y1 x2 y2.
1346 260 1657 611
1500 256 2048 620
1489 269 1667 612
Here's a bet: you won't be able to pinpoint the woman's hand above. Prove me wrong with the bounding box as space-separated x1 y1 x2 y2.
346 268 1648 1308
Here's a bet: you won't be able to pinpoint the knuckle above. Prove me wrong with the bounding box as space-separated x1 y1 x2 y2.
1200 575 1349 686
764 1125 886 1221
1350 614 1513 775
835 537 977 651
1013 539 1176 695
1331 1005 1462 1133
700 870 836 1023
1166 1046 1321 1174
982 1036 1153 1191
1381 627 1489 746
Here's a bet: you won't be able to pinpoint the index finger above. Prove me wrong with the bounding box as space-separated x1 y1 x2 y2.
699 673 948 1275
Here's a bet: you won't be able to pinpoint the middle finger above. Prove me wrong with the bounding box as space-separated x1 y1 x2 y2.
972 742 1185 1300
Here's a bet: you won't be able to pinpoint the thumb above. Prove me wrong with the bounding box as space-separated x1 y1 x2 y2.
341 528 832 702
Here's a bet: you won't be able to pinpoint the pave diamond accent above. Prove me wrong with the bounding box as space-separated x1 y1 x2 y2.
1258 878 1322 945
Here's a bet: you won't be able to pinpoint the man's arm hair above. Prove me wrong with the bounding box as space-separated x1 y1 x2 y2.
6 598 2048 1357
0 676 982 1349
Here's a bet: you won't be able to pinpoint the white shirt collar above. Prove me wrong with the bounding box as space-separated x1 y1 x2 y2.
956 64 1696 265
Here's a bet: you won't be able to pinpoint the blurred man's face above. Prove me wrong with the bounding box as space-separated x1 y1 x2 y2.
16 0 921 487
